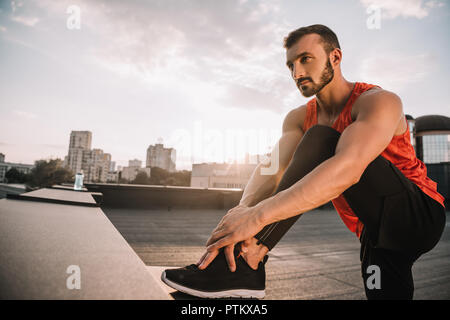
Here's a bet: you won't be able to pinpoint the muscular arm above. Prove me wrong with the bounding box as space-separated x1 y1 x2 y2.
255 90 404 225
204 89 405 255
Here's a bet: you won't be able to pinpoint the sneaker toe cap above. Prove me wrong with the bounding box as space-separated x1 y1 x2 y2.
164 266 195 282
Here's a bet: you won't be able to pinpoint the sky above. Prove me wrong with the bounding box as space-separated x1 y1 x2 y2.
0 0 449 170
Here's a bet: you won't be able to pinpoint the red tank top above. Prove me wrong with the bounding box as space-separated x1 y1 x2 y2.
302 82 445 238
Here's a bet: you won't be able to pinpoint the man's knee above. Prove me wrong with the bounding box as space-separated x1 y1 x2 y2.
293 125 341 163
274 125 341 194
305 124 340 135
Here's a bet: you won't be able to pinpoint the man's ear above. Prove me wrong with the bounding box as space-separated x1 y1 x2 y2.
330 48 342 67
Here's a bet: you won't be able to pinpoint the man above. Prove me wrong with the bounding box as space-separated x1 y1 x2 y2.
161 24 446 300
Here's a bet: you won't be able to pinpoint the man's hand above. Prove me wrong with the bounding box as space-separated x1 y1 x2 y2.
196 205 264 271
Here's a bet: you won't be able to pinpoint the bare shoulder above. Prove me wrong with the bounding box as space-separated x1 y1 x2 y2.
352 87 403 119
352 87 406 135
361 87 400 100
282 104 308 134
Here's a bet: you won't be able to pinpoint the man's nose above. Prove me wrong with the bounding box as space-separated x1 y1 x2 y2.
292 63 305 81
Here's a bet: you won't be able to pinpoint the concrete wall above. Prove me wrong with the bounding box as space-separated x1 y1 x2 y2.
85 183 243 210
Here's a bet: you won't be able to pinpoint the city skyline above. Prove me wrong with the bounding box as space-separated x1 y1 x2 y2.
1 0 449 170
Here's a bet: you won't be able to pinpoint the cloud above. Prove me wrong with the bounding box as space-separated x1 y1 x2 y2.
12 110 38 119
33 0 293 112
359 53 435 91
10 0 23 13
360 0 445 19
425 0 446 8
221 83 284 111
10 15 39 26
8 0 39 27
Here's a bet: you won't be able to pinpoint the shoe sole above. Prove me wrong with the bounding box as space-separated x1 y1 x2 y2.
161 271 265 299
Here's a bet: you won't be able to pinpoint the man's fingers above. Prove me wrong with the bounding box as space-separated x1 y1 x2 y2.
206 235 215 247
206 229 227 247
224 244 236 272
198 250 219 270
196 251 208 266
207 236 233 253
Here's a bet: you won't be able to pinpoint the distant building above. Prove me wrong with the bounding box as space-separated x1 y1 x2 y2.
190 151 270 189
414 115 450 206
70 131 92 149
64 131 112 183
0 154 34 183
146 143 176 172
191 162 258 189
121 159 150 182
107 161 118 183
65 131 92 175
106 171 119 183
415 115 450 164
128 159 142 168
109 161 116 172
82 149 112 183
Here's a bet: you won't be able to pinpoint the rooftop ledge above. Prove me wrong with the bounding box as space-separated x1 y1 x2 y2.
0 187 172 300
83 183 243 210
84 182 243 192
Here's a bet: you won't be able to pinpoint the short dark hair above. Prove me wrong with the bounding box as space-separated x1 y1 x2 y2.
283 24 341 54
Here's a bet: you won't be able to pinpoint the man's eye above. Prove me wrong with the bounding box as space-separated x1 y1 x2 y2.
301 56 311 63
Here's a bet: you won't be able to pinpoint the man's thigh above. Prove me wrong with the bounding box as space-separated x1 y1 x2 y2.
344 156 446 256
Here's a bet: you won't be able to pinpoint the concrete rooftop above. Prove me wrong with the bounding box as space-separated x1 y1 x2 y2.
102 207 450 300
1 184 448 300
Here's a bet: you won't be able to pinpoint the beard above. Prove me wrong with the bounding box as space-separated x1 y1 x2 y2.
298 58 334 97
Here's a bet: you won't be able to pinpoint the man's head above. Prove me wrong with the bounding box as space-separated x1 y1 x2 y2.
284 24 342 97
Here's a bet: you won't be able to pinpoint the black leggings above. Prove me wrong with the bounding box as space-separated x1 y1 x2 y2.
254 125 446 299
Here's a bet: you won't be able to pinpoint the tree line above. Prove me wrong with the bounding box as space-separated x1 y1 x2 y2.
121 167 191 187
4 159 191 189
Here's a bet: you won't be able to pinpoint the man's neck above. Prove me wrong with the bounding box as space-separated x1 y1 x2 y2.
315 76 355 116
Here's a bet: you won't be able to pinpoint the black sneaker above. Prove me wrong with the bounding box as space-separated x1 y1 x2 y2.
161 248 268 299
